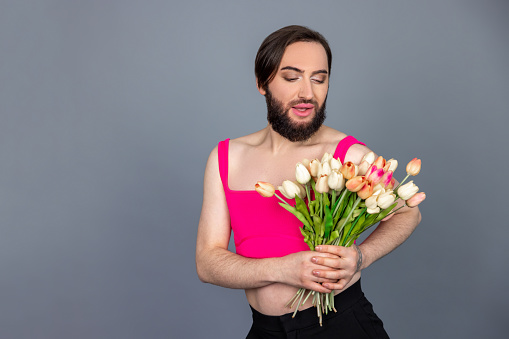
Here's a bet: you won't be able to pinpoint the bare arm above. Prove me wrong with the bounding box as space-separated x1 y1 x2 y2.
195 146 336 292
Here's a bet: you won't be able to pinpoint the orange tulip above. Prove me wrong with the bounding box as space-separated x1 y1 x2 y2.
255 181 275 197
345 176 366 192
406 158 421 176
357 181 374 199
340 162 357 180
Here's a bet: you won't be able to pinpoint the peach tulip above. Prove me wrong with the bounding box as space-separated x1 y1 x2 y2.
255 181 275 197
406 158 421 176
345 176 366 192
357 181 374 199
340 162 357 180
406 192 426 207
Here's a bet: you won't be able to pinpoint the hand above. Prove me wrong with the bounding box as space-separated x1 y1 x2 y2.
278 251 341 293
310 245 361 291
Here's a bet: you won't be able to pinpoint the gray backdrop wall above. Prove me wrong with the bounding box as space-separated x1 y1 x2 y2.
1 0 508 338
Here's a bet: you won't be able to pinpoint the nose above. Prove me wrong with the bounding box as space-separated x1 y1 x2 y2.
298 79 314 100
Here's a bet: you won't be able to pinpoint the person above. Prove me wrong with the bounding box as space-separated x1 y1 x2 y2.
196 25 421 338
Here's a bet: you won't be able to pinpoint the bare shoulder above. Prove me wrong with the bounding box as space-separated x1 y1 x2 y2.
320 126 372 164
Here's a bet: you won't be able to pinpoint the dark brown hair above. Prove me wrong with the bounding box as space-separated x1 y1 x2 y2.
255 25 332 91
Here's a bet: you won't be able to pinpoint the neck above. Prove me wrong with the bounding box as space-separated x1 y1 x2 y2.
262 124 322 154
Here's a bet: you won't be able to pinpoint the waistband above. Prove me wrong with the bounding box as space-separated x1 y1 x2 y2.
250 280 364 332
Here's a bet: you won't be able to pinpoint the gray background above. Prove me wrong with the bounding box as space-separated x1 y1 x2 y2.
1 0 508 338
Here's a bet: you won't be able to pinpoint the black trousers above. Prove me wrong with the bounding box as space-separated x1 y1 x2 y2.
246 280 389 339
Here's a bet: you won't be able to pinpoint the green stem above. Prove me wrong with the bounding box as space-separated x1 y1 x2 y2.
332 189 348 217
394 173 410 192
275 193 291 206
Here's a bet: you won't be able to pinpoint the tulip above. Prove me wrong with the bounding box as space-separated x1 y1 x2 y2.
255 181 275 197
295 163 311 184
279 180 305 199
340 162 357 180
301 158 311 172
309 159 321 177
319 161 332 177
321 152 333 164
387 178 396 190
406 158 421 176
328 170 344 191
345 176 366 192
406 192 426 207
397 181 419 200
357 181 374 199
385 159 398 172
358 160 370 176
381 170 393 188
367 206 381 214
361 151 376 165
373 156 386 170
315 175 330 193
372 183 384 194
365 195 378 209
377 190 396 209
330 157 341 171
367 168 384 186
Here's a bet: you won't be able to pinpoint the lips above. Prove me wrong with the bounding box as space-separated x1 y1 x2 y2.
291 103 315 117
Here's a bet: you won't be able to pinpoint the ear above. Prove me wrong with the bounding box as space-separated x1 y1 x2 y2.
256 79 266 96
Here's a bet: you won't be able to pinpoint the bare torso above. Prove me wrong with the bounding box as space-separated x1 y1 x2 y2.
227 125 365 315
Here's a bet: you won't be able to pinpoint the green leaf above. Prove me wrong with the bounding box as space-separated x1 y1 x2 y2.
323 205 333 239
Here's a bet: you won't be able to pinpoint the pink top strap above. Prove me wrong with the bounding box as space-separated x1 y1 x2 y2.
333 136 366 163
217 138 230 191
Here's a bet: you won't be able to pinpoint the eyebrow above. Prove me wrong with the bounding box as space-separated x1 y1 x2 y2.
280 66 328 75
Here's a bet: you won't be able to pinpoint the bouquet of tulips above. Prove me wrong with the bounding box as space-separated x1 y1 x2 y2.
255 151 425 326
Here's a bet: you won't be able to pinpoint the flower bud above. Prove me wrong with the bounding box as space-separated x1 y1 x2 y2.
340 162 357 180
279 180 305 199
315 175 330 193
301 158 311 172
309 159 321 177
385 159 398 172
381 170 393 188
357 181 374 200
345 176 366 192
367 206 381 214
328 170 344 191
406 158 421 176
367 168 384 186
365 195 379 209
295 163 311 184
373 156 386 170
406 192 426 207
397 181 419 200
255 181 275 197
321 152 333 164
386 177 396 190
361 151 376 165
319 161 332 177
377 190 396 209
358 160 370 176
330 157 341 171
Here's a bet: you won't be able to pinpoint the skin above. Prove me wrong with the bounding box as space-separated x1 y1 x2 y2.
196 41 421 316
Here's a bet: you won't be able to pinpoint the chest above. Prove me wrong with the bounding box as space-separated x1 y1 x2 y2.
227 145 333 191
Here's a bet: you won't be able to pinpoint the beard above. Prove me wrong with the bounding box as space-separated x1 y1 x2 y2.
265 89 326 142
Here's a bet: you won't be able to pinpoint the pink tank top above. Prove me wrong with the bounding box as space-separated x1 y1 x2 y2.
218 136 365 259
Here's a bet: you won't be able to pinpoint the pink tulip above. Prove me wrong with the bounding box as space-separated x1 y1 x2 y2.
255 181 275 197
367 168 384 186
373 156 386 170
406 158 421 176
406 192 426 207
381 170 393 188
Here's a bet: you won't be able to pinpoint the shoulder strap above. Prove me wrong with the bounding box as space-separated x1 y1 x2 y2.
217 138 230 191
333 135 366 163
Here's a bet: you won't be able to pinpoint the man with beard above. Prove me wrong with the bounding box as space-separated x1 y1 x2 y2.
196 25 421 338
